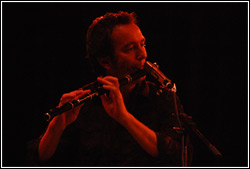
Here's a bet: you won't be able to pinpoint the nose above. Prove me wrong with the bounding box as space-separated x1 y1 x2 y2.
136 45 147 61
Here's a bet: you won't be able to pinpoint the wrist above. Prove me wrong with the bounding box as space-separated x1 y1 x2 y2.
38 116 66 161
49 116 66 133
118 110 133 127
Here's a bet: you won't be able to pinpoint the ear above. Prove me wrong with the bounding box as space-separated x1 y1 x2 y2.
97 56 113 71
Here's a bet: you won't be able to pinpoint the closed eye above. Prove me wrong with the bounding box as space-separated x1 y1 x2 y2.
122 37 146 52
141 43 146 47
123 44 137 52
141 38 146 47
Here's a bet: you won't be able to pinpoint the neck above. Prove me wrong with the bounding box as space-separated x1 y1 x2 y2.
120 82 137 103
120 77 145 103
105 71 146 102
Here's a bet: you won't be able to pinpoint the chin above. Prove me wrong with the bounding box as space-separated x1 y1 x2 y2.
132 75 146 85
139 75 146 82
114 66 144 80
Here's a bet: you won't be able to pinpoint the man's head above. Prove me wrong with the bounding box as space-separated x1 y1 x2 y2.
86 11 147 78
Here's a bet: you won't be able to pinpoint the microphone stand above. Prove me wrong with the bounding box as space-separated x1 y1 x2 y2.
144 61 222 166
167 83 188 166
179 111 223 159
145 61 188 166
166 83 222 166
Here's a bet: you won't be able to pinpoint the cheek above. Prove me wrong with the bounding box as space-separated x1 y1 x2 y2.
113 56 135 75
115 59 130 71
117 53 135 64
115 53 134 67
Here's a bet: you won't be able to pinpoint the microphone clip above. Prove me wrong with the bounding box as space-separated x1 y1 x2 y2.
144 61 175 91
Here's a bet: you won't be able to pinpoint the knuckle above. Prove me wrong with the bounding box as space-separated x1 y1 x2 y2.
61 93 68 98
112 77 118 83
62 92 75 99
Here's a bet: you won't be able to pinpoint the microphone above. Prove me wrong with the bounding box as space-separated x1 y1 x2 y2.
143 61 173 89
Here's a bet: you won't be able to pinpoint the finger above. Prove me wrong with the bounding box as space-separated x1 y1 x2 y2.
74 89 91 100
60 89 91 104
97 77 114 86
97 76 120 88
101 76 120 86
100 93 111 105
73 89 91 96
60 94 75 104
102 84 122 100
102 84 117 92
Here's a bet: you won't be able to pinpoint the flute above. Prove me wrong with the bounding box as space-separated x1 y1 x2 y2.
44 68 147 121
44 60 172 121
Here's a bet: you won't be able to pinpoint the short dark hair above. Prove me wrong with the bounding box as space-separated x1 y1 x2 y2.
86 11 138 76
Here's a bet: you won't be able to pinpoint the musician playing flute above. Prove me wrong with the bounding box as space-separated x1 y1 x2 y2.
26 11 193 166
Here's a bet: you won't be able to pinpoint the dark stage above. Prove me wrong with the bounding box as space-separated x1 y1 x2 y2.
2 2 249 167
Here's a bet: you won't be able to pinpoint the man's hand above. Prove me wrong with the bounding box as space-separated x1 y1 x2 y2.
38 88 90 162
97 76 158 157
56 89 91 129
97 76 129 124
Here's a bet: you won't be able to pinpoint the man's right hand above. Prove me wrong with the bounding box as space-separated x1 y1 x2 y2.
56 89 91 129
39 89 90 162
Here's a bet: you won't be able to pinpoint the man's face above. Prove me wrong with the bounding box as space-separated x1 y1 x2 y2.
108 23 147 78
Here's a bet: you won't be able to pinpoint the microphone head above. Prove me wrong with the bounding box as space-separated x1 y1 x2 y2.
144 61 172 88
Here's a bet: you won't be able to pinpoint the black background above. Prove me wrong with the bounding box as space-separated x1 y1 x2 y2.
2 2 248 167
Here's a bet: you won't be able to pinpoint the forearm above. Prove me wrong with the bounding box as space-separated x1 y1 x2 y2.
38 117 66 162
98 77 158 157
120 112 158 157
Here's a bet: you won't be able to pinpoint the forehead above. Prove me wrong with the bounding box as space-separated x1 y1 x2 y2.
111 23 144 47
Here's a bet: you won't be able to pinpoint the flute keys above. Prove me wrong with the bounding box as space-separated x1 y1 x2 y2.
153 62 159 68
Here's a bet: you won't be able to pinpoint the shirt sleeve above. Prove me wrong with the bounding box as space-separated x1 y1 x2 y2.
25 135 43 166
25 123 81 166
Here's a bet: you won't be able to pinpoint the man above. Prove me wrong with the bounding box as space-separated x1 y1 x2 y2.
26 11 193 166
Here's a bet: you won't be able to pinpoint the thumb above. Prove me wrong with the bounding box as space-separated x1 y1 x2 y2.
100 93 110 105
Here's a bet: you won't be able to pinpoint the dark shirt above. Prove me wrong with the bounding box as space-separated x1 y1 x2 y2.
26 80 193 167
